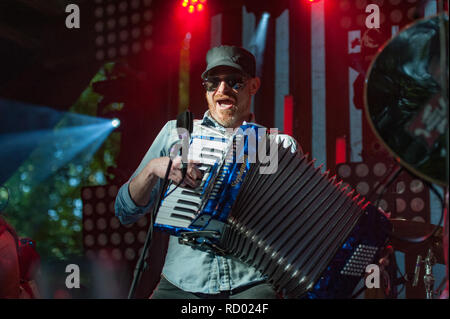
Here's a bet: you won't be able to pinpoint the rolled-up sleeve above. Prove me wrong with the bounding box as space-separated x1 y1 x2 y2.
114 121 175 225
275 133 303 155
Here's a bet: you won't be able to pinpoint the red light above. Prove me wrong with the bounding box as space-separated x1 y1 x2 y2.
335 136 347 165
306 0 321 3
181 0 207 13
284 95 294 137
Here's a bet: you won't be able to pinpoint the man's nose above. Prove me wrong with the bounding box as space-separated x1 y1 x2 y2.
216 80 231 93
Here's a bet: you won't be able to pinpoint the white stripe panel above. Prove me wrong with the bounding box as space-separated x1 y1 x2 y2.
242 6 256 50
424 0 442 223
311 1 327 169
242 5 256 113
211 14 222 48
425 0 437 17
348 30 361 54
275 9 289 132
348 30 362 163
349 67 362 162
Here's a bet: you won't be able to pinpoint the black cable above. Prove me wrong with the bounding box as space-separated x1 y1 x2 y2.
362 157 445 244
351 162 444 299
163 164 190 198
349 163 402 299
351 285 367 299
163 179 182 198
392 249 408 298
128 110 194 298
371 165 404 208
127 158 173 299
386 176 445 244
351 245 408 299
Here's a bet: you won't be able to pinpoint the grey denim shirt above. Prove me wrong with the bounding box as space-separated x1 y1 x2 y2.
114 111 299 294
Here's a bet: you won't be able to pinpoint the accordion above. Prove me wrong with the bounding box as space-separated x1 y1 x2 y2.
154 123 391 299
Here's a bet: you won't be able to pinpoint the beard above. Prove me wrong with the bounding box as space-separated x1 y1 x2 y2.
216 110 238 127
211 104 251 128
207 92 251 128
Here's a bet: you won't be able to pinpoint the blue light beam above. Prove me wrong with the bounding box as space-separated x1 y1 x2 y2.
250 12 270 77
0 98 117 188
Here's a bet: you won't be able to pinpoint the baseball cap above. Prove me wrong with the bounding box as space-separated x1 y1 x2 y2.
201 45 256 79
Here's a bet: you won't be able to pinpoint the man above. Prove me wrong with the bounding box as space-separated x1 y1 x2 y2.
115 45 298 298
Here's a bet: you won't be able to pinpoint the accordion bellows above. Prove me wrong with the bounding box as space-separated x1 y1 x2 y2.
220 141 390 298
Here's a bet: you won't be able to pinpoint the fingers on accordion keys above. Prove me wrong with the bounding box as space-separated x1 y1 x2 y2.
187 162 203 181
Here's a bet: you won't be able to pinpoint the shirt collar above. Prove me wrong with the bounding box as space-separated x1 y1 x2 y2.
201 110 222 130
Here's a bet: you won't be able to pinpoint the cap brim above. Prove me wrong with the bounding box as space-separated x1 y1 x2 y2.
201 60 245 79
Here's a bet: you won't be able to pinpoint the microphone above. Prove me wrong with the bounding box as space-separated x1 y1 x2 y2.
412 255 422 287
176 110 194 180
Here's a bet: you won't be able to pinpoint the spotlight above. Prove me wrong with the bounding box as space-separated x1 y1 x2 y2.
181 0 206 13
111 118 121 128
94 0 154 62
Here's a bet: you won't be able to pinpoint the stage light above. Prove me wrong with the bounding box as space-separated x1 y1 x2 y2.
336 160 430 221
94 0 154 62
111 118 120 128
246 12 270 77
306 0 321 3
181 0 207 13
0 98 118 188
81 184 150 264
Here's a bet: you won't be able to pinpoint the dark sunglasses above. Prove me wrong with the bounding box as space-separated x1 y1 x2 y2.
202 74 248 92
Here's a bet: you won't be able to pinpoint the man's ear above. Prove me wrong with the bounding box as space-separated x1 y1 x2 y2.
249 77 261 95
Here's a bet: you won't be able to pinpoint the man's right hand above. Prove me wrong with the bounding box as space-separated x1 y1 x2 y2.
149 156 203 188
128 156 203 207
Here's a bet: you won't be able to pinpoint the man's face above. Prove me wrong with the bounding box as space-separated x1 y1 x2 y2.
204 66 260 128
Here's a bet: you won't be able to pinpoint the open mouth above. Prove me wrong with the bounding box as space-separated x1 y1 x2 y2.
216 98 236 110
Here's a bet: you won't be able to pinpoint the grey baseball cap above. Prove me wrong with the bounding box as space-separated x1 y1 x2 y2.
201 45 256 79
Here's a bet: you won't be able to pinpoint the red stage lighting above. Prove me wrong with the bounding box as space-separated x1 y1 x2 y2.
335 136 347 165
306 0 321 3
181 0 207 14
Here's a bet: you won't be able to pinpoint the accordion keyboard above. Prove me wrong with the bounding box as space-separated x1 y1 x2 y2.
154 133 230 229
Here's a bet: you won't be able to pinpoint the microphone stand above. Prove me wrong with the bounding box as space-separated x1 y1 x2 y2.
127 110 193 299
127 159 173 299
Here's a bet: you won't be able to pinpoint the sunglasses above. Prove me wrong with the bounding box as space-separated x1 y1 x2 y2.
202 74 248 92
